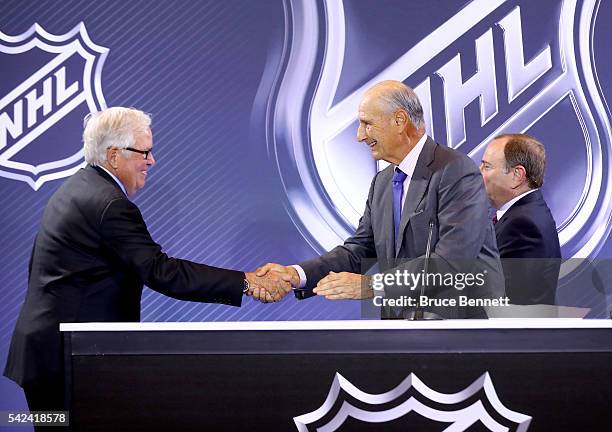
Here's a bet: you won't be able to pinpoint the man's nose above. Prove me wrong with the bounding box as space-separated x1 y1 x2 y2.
357 124 366 142
147 152 156 166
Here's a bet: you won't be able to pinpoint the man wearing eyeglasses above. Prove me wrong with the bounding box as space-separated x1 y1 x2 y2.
480 133 561 305
4 107 288 418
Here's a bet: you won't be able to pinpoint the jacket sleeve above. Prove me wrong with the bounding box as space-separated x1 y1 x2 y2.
299 173 379 289
99 197 244 306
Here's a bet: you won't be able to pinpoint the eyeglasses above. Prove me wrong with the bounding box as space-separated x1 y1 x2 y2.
124 147 153 160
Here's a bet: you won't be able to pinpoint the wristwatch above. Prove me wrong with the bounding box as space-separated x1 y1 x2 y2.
366 275 375 293
243 278 250 295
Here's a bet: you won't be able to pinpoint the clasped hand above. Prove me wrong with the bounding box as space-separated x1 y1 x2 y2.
244 270 292 303
253 263 373 301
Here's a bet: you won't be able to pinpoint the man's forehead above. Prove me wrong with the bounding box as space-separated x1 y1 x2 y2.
358 94 385 117
134 129 153 148
491 136 508 147
484 138 507 161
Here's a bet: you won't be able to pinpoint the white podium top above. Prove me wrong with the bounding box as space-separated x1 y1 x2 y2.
60 318 612 332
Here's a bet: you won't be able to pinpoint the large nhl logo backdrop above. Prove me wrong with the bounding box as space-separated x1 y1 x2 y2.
0 22 107 190
268 0 611 264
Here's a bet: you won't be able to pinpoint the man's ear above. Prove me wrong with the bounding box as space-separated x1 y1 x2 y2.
512 165 527 186
108 148 119 169
394 110 409 129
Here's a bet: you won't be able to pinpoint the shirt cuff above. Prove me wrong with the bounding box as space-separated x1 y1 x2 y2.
291 265 307 288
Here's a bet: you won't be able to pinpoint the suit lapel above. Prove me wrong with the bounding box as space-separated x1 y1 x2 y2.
494 216 506 237
379 169 396 259
395 138 435 257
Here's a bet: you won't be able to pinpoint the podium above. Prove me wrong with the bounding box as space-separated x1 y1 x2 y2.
61 319 612 431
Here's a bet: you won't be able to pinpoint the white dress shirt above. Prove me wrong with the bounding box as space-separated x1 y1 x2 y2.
395 133 428 210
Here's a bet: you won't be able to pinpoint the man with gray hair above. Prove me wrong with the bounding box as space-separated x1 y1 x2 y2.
480 133 561 304
257 80 503 318
4 107 288 416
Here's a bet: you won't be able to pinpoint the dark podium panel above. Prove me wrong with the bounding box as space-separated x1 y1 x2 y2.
61 320 612 431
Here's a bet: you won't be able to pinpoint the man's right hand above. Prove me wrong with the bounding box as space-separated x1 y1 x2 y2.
244 271 292 303
255 263 300 288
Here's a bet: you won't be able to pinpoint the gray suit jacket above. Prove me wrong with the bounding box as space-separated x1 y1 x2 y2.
299 137 503 318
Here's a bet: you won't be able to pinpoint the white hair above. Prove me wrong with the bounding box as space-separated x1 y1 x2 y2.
83 107 152 166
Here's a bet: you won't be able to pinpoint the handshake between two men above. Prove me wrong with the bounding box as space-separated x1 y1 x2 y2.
244 263 368 303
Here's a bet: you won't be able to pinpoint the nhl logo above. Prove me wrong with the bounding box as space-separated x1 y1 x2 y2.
268 0 612 262
0 22 108 190
293 372 532 431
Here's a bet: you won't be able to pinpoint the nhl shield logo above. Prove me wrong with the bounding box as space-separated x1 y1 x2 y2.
268 0 612 262
0 22 108 190
293 372 531 431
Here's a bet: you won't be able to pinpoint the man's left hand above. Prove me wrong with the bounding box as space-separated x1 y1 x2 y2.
313 272 373 300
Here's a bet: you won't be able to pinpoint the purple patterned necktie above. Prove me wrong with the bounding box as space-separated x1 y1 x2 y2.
393 168 408 240
492 214 498 225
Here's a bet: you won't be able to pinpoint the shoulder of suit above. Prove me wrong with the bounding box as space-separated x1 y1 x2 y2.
506 191 550 215
71 167 131 213
503 194 557 228
428 144 479 178
501 211 539 228
430 141 477 168
84 166 127 199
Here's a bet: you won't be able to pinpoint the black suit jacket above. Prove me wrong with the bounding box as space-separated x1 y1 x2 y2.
495 189 561 304
4 165 244 386
299 137 504 318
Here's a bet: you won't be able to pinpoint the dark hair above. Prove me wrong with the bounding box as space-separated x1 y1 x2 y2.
495 133 546 189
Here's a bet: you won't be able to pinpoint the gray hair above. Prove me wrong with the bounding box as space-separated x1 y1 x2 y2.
83 107 152 166
372 80 425 130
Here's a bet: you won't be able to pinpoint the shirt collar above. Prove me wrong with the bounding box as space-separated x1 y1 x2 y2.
97 165 128 196
396 134 427 178
496 188 537 220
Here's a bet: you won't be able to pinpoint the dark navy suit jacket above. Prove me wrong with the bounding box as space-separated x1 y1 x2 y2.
495 189 561 304
4 165 244 386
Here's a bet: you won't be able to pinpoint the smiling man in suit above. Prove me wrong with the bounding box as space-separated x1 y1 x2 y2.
4 107 289 418
256 80 503 318
480 133 561 305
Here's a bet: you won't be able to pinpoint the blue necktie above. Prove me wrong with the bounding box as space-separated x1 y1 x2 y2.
393 168 408 240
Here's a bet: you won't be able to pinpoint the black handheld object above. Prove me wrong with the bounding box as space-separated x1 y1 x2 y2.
293 288 312 300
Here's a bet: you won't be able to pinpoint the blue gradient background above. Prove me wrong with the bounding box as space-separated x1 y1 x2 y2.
1 0 611 422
